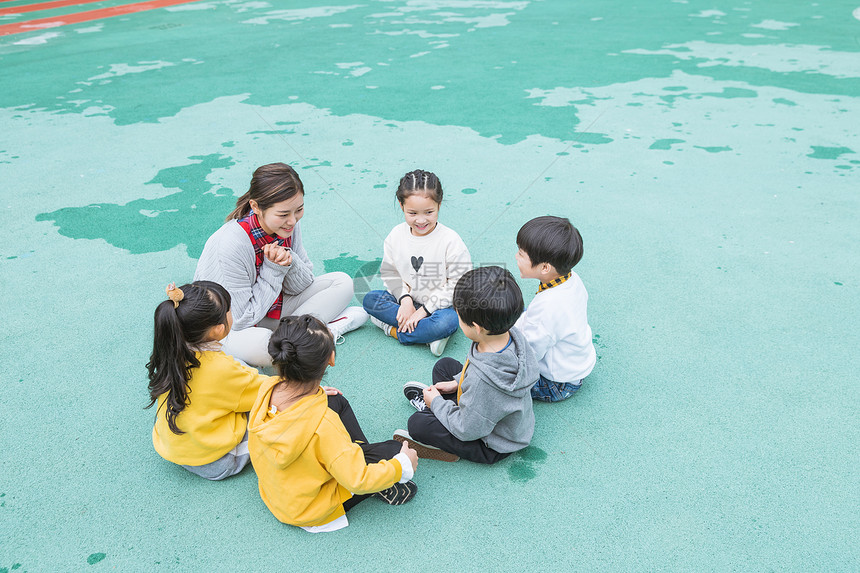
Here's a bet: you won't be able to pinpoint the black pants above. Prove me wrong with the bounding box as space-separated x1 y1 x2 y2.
326 394 402 511
407 357 511 465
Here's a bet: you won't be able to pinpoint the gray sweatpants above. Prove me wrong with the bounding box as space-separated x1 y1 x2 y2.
221 272 353 367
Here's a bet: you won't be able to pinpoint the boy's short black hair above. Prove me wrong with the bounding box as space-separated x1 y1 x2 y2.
453 266 524 335
516 216 583 274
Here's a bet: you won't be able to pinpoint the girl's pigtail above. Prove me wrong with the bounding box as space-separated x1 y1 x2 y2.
145 299 199 435
145 281 230 434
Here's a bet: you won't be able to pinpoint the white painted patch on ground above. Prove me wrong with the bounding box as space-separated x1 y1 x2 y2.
74 24 104 34
624 41 860 79
81 105 114 116
691 9 725 18
241 5 361 25
525 87 608 107
140 209 178 217
225 1 271 12
443 12 516 28
401 1 527 9
13 32 61 45
373 28 458 38
368 1 527 30
751 19 799 30
165 2 218 11
88 61 176 81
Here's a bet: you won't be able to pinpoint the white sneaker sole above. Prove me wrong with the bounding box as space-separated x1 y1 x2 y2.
429 336 449 357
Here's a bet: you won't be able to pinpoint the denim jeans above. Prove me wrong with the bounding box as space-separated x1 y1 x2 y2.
531 375 582 403
362 290 458 344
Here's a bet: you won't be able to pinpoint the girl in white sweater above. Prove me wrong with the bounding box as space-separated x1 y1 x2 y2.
362 170 471 356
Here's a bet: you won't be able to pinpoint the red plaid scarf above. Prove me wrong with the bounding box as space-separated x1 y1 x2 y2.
237 212 292 320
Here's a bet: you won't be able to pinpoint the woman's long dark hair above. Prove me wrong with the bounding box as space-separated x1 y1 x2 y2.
268 315 335 394
145 281 231 434
227 162 305 221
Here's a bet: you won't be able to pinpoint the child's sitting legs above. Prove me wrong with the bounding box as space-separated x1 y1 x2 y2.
362 290 458 344
327 392 408 509
407 411 509 465
406 357 510 465
181 431 250 480
530 375 583 403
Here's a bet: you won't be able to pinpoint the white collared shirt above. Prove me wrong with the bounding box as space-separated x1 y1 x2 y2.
515 272 596 383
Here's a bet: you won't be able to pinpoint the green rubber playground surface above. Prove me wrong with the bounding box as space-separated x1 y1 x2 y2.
1 1 858 570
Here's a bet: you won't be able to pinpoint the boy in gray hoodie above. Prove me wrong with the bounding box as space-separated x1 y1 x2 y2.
394 266 539 464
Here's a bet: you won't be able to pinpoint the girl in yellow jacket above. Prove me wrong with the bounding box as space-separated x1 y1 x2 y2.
146 281 275 480
249 314 419 532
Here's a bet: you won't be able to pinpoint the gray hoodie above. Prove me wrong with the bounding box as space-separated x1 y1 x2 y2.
430 326 539 453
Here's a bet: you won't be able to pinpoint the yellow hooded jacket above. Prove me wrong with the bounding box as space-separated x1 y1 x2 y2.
248 380 402 527
152 351 275 466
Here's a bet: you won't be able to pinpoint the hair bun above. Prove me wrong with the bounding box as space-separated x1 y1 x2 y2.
277 339 297 362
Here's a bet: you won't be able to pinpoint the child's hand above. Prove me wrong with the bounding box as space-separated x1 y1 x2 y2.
396 297 415 329
399 306 428 333
322 386 342 396
400 440 418 472
263 244 292 266
423 386 441 408
432 380 459 394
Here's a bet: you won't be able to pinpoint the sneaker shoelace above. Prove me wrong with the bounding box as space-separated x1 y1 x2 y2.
409 396 426 411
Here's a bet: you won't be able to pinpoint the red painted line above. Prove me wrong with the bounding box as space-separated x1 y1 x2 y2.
0 0 105 17
0 0 203 35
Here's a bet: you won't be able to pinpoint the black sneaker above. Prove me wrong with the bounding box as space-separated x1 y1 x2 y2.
403 381 429 411
375 480 418 505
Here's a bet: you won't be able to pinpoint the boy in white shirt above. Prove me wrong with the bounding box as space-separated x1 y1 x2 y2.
514 216 596 402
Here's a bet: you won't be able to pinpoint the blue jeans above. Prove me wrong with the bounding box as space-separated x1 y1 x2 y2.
531 375 582 403
362 290 458 344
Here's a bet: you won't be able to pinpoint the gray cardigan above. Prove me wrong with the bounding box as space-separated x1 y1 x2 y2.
430 326 539 453
194 220 315 331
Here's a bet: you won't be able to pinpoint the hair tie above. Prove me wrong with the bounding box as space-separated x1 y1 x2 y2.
166 283 184 309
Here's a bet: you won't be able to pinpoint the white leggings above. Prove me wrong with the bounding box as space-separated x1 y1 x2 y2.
222 272 354 367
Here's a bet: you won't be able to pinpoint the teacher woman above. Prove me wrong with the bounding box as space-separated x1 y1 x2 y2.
194 162 367 366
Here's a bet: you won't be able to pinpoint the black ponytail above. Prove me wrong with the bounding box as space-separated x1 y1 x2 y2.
269 315 335 392
145 281 231 434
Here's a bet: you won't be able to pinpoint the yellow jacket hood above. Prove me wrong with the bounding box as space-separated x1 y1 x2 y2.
247 380 327 469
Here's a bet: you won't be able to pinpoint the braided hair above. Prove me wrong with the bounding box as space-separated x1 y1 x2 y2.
395 169 443 205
